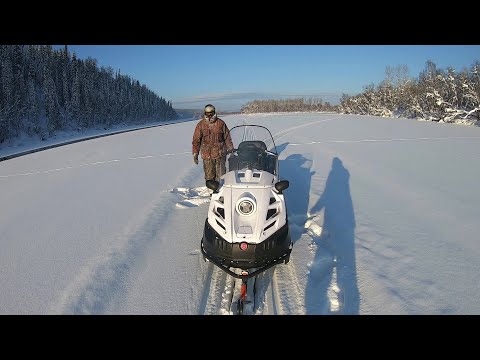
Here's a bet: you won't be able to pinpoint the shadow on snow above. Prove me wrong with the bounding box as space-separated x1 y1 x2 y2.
305 157 359 314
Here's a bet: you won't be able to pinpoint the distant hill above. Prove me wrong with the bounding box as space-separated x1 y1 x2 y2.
174 108 243 120
174 109 202 120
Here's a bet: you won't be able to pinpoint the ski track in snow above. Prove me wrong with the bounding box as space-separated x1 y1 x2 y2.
252 270 274 314
200 255 306 315
50 177 209 314
50 189 176 314
201 264 230 315
271 259 306 315
271 116 341 143
0 151 191 178
288 136 480 146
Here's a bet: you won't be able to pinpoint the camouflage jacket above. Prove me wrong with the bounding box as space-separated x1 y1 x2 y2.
192 117 234 160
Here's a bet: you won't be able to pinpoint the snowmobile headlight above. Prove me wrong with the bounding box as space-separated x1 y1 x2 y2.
237 198 256 216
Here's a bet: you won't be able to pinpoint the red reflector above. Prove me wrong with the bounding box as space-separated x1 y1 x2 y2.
240 242 248 251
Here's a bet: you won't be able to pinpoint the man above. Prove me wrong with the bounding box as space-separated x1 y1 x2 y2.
192 104 234 182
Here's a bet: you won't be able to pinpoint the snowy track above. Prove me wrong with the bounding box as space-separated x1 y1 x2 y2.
200 260 305 315
201 263 232 315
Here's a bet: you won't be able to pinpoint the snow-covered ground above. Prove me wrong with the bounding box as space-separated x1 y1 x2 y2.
1 112 480 314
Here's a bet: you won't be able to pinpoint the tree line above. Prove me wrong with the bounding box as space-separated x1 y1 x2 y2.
0 45 177 144
241 61 480 126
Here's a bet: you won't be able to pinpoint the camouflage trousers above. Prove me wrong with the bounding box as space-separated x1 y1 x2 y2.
203 156 226 182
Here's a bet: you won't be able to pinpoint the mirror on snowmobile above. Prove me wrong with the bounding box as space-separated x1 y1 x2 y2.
275 180 289 193
206 179 220 192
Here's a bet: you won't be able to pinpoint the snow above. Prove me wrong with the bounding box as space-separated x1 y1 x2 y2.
1 112 480 315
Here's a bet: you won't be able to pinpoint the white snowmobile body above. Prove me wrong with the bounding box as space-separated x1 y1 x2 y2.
201 125 292 278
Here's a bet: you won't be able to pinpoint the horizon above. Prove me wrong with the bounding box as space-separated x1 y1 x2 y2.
53 45 480 112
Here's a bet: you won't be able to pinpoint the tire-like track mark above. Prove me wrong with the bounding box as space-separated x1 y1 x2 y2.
271 116 340 144
271 257 306 314
253 269 275 315
201 264 232 315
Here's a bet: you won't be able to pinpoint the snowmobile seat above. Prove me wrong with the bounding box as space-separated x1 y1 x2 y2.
237 141 267 170
238 141 267 152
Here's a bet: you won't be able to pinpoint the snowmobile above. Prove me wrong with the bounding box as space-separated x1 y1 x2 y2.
200 124 293 314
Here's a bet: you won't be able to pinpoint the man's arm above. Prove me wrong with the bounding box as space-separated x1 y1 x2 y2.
192 123 202 155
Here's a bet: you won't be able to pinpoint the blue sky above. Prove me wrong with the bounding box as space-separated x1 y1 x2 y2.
53 45 480 112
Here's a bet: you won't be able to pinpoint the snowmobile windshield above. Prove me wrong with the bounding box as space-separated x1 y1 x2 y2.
228 125 277 154
227 125 278 175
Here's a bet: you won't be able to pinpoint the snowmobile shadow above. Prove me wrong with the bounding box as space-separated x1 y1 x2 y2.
275 142 289 157
277 144 315 245
305 157 359 314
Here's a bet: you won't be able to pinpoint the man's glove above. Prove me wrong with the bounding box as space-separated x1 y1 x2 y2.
193 153 199 165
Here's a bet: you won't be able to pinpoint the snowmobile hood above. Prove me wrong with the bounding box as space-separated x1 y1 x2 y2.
222 169 276 188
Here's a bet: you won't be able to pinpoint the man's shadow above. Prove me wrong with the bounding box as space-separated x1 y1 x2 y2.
305 157 359 314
